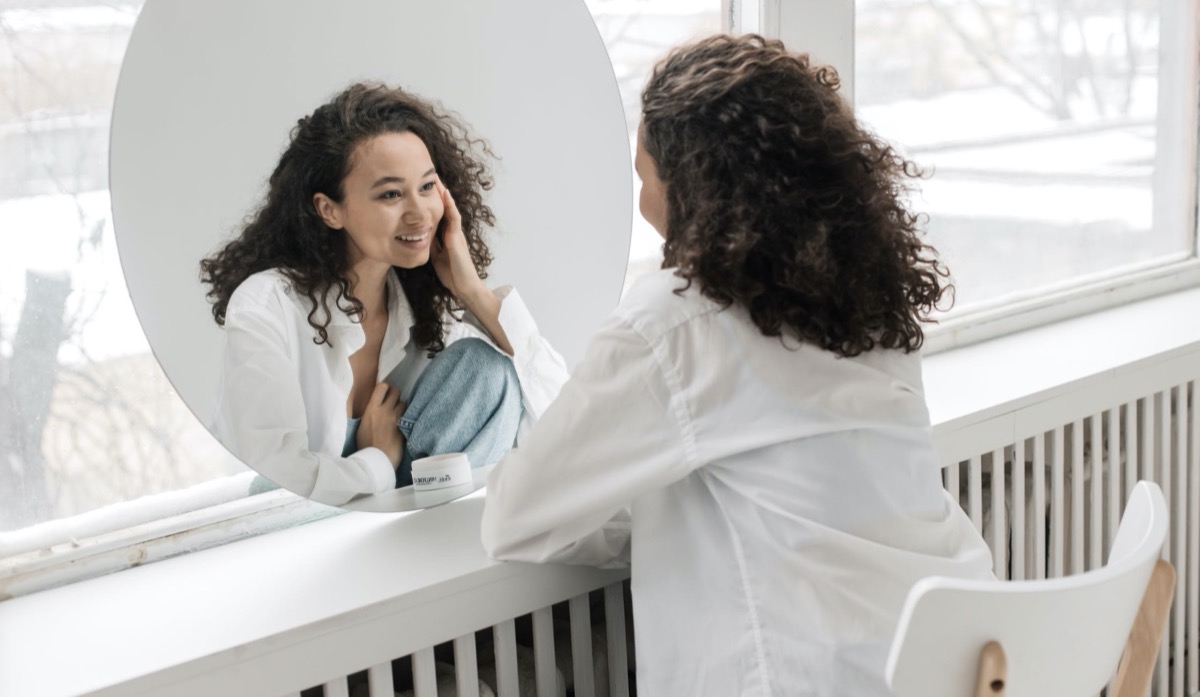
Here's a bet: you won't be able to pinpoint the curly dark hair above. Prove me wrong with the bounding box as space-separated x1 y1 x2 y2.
640 34 951 357
200 82 495 353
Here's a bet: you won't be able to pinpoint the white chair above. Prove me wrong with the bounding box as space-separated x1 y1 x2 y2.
886 480 1175 697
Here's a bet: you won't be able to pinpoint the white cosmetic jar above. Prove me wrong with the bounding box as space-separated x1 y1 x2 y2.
410 452 472 491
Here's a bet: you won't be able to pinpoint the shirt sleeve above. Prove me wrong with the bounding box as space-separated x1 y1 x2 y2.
454 285 570 423
480 313 697 568
214 288 396 507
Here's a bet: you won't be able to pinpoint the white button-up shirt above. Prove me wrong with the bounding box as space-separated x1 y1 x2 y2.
482 268 994 696
213 268 568 506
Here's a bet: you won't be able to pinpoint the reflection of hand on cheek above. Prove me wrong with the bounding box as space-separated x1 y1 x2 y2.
431 182 482 302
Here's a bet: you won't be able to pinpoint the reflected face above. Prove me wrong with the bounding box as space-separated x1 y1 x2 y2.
314 131 445 273
635 125 667 239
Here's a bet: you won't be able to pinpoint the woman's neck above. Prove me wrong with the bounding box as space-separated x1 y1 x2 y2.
346 262 391 320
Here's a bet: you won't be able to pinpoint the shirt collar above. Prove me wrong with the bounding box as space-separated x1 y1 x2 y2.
322 271 416 356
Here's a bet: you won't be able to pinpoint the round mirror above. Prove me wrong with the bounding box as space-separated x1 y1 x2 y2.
110 0 632 511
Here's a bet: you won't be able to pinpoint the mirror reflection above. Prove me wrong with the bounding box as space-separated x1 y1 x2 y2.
200 83 567 506
109 0 632 511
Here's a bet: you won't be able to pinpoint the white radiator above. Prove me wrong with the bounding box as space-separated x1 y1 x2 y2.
228 347 1200 697
940 350 1200 697
294 581 633 697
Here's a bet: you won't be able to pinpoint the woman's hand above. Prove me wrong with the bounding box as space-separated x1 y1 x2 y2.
431 180 488 304
430 180 513 354
357 382 406 470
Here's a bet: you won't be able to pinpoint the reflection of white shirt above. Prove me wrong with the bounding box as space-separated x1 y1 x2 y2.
481 268 994 697
213 268 568 506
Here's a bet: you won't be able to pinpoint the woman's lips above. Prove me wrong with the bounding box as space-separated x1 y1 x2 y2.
395 229 431 248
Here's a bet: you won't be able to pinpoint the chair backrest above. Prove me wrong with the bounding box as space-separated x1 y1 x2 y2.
885 480 1169 697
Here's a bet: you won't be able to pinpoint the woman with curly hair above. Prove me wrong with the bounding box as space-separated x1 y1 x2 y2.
482 35 993 695
202 82 567 506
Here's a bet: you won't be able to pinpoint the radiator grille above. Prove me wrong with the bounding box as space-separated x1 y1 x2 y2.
945 381 1198 697
295 582 635 697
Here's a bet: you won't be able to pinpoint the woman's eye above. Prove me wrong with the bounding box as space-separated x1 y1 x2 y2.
420 181 436 192
380 190 401 200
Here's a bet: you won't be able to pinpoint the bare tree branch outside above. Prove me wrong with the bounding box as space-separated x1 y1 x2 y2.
0 0 232 532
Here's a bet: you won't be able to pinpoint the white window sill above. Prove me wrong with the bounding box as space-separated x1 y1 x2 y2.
0 492 627 697
922 283 1200 463
2 284 1199 697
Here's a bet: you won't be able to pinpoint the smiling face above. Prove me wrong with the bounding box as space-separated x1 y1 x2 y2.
635 124 668 239
313 130 445 278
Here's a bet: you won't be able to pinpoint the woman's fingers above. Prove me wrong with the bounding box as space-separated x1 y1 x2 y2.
372 383 405 406
369 382 407 411
437 180 461 224
356 384 406 468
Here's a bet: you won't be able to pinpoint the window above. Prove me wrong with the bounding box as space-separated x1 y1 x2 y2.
5 0 1193 595
0 0 250 536
854 0 1198 315
0 0 726 596
585 0 724 293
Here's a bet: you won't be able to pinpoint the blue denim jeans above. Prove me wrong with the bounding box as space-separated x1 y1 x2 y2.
394 337 523 487
249 337 523 496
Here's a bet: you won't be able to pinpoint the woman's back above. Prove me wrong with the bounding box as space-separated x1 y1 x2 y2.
483 268 994 695
482 33 994 696
616 269 994 696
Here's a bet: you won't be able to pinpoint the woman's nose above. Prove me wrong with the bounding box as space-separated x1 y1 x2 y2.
400 200 426 225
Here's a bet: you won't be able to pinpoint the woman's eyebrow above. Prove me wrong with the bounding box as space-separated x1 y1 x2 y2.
370 167 436 188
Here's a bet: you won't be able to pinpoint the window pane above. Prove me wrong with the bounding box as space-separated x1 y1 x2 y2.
0 1 243 532
585 0 723 294
856 0 1193 312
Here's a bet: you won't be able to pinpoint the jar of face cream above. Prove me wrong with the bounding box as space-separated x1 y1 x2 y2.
410 452 472 491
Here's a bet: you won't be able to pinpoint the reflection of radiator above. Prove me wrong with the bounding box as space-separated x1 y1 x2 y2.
941 352 1199 697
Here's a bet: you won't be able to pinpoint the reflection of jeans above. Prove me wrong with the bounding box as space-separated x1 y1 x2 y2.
248 337 522 496
396 338 524 487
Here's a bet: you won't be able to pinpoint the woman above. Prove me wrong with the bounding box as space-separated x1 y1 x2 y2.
201 82 567 506
481 35 994 696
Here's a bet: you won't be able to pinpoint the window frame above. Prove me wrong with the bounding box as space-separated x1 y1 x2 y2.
0 0 737 599
758 0 1200 354
0 476 346 598
4 0 1198 599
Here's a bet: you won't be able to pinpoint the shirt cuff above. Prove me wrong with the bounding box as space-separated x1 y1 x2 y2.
353 447 398 490
493 286 538 361
310 447 396 506
493 286 569 420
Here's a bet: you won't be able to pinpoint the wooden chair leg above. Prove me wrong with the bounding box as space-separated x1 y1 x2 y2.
974 640 1006 697
1110 559 1177 697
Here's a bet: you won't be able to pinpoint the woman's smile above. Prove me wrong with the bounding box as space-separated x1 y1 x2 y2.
395 228 431 249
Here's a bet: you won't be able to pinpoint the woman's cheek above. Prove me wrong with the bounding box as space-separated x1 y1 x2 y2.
638 188 658 229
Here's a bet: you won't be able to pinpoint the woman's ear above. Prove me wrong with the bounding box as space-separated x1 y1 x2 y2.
312 193 344 230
